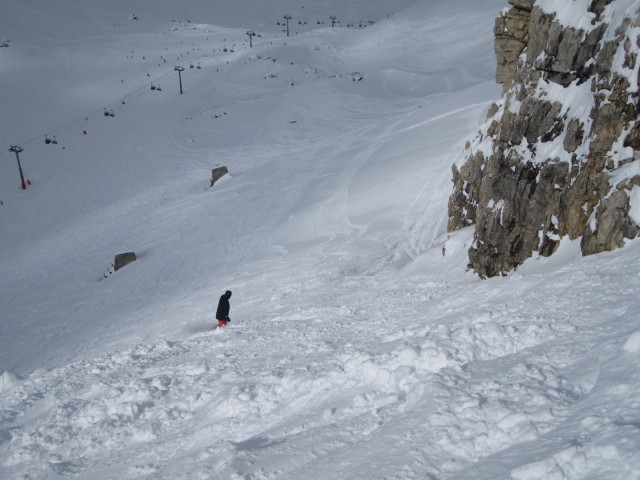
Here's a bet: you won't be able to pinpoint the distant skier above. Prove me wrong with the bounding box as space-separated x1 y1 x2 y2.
216 290 232 327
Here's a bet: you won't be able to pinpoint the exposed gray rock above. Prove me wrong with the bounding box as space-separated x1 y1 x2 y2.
496 97 565 145
508 0 535 10
448 0 640 277
589 0 616 21
114 252 137 272
563 119 585 153
210 166 228 187
494 6 530 86
583 188 640 255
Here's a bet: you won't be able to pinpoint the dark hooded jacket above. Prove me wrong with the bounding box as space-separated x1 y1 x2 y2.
216 291 231 320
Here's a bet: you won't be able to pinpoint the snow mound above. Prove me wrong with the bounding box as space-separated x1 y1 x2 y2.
623 331 640 353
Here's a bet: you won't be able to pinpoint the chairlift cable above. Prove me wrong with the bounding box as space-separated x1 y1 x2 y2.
1 18 281 169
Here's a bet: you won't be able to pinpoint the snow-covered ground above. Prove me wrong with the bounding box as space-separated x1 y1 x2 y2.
1 0 639 478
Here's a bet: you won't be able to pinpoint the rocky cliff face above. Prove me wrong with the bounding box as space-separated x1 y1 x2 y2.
448 0 640 277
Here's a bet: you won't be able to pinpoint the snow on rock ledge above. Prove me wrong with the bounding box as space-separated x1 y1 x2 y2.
448 0 640 277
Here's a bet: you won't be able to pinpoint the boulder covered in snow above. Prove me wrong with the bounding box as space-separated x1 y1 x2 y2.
210 166 228 187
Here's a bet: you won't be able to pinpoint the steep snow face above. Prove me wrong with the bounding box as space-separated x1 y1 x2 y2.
2 0 640 479
2 235 640 480
0 0 501 375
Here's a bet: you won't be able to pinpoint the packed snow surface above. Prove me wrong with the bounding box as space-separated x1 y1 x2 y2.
1 0 640 478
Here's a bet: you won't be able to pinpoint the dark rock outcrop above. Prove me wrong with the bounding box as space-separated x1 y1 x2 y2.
448 0 640 277
210 166 228 187
114 252 137 272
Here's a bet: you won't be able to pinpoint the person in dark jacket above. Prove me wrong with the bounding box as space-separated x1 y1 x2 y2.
216 290 232 327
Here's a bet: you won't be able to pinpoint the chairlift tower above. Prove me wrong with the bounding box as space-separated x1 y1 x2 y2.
283 15 292 37
330 16 337 28
246 31 256 48
9 145 26 190
174 66 185 94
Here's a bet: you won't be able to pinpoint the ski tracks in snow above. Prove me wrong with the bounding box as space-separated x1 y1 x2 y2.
4 260 637 479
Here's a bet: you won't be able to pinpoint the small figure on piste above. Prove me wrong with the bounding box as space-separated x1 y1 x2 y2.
215 290 232 328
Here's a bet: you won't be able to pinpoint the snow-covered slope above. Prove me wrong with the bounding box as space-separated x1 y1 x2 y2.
1 0 640 478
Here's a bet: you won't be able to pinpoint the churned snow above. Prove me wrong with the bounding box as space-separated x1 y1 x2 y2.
1 0 640 479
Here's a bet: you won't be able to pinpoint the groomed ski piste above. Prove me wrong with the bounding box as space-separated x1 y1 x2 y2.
1 0 640 478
